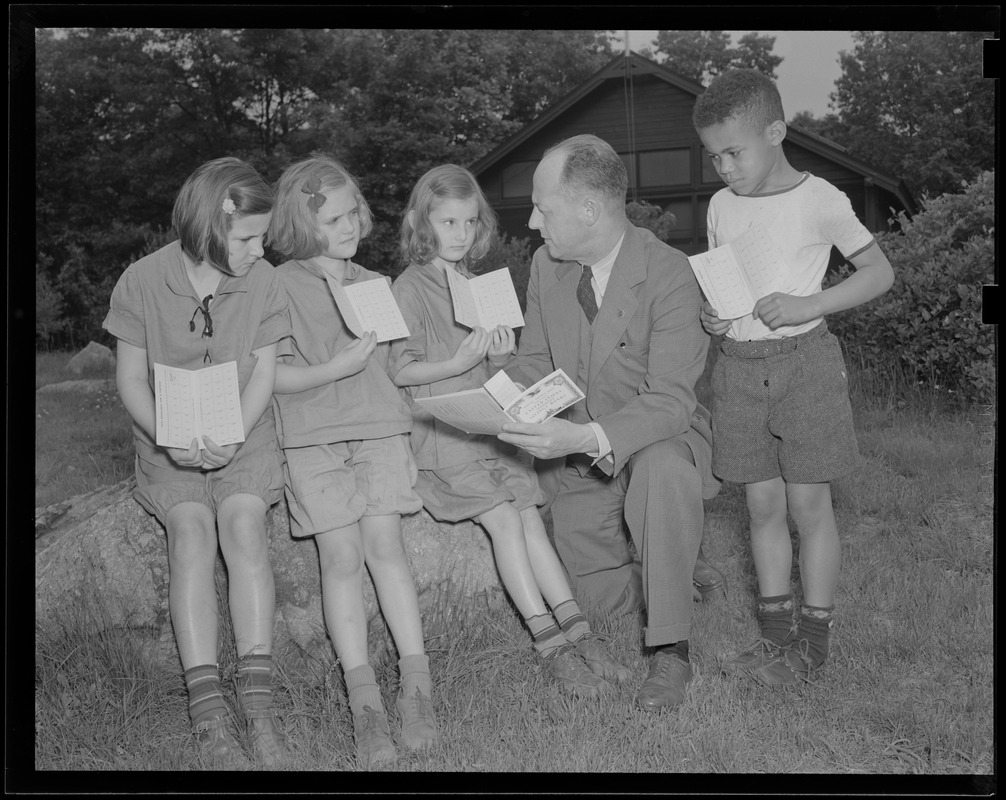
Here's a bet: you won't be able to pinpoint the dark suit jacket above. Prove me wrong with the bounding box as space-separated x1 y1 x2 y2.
508 223 718 497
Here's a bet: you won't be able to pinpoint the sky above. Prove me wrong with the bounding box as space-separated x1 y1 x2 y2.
622 30 856 118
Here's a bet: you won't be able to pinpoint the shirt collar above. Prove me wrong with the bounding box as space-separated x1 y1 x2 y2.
581 232 625 285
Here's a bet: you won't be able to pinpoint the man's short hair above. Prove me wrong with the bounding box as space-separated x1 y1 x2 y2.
544 134 628 203
692 69 785 132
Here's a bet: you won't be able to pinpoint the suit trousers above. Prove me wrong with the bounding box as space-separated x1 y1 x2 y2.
543 435 703 647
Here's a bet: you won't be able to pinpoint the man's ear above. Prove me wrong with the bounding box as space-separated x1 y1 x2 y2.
583 196 600 226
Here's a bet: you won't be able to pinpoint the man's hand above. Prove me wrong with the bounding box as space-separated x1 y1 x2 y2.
752 292 818 329
498 418 597 460
699 301 732 336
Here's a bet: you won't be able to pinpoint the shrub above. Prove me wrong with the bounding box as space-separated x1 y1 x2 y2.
626 200 678 242
473 233 536 313
827 170 994 403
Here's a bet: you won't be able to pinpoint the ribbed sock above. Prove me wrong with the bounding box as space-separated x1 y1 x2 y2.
343 663 385 717
184 664 230 727
526 613 569 658
234 653 276 716
398 653 432 699
552 599 591 644
796 605 834 668
756 593 796 646
656 639 689 662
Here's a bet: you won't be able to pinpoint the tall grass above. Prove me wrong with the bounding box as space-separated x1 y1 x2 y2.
32 350 994 779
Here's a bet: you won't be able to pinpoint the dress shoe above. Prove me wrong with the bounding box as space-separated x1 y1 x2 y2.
692 547 727 602
634 651 692 711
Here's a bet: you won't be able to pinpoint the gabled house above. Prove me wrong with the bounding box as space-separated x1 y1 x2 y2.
471 52 916 257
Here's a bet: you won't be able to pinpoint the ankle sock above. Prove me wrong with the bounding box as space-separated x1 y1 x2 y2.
398 653 432 699
552 599 591 643
797 605 833 668
526 613 569 658
756 593 796 646
234 653 276 716
184 664 230 727
657 639 689 662
344 663 384 717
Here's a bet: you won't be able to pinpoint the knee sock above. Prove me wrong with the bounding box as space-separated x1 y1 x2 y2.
398 653 432 699
756 593 796 647
526 614 569 658
234 653 277 716
344 663 385 717
656 639 689 662
796 605 833 668
552 599 591 644
184 664 230 727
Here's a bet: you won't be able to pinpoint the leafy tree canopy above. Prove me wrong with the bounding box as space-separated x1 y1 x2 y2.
648 30 782 83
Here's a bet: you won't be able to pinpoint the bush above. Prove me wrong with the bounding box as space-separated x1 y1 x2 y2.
472 233 536 313
827 170 994 403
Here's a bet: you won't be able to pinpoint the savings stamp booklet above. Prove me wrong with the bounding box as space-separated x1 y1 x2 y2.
446 266 525 330
414 368 585 435
154 360 245 449
686 223 787 320
326 275 410 342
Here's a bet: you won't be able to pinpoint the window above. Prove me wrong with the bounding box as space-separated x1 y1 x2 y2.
501 161 536 198
701 155 721 185
638 149 691 188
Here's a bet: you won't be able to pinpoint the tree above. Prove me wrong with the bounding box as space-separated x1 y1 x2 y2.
829 31 994 198
652 30 782 84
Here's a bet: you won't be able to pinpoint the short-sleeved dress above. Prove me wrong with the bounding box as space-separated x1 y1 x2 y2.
390 261 543 522
102 240 291 523
272 258 422 537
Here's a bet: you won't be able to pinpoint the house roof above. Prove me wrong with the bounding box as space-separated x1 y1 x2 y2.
471 52 917 216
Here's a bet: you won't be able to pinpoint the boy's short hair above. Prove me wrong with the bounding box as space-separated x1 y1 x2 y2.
269 154 374 260
399 164 497 270
172 157 273 272
545 134 628 205
692 69 786 132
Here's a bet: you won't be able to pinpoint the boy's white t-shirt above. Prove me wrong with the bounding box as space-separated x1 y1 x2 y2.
706 172 877 341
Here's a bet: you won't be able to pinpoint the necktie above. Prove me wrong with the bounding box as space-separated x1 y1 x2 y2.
576 263 598 325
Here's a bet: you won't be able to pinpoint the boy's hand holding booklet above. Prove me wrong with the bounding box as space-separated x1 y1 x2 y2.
686 223 786 319
154 361 245 450
415 368 584 435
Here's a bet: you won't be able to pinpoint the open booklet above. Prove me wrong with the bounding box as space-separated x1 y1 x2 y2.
446 267 525 330
154 361 245 450
325 274 410 342
687 223 787 320
414 368 585 435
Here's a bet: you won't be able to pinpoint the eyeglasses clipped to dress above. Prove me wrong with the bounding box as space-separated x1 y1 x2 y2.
189 294 214 363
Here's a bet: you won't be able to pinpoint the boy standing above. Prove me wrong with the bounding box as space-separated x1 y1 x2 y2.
692 69 894 684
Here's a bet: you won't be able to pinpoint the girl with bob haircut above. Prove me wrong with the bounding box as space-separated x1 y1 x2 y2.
390 164 631 699
268 154 436 771
103 157 292 768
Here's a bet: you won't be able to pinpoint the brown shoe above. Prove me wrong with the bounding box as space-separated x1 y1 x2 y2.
396 686 440 751
244 708 288 766
352 704 397 771
692 547 727 602
193 712 250 768
544 645 609 697
635 652 692 712
574 636 632 683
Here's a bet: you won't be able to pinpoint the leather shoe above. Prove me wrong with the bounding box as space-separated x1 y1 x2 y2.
692 547 727 602
635 651 692 711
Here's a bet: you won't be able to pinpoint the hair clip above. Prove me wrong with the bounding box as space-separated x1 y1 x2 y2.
301 175 327 213
222 197 236 215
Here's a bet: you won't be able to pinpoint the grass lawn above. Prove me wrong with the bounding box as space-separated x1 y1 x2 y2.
33 350 994 781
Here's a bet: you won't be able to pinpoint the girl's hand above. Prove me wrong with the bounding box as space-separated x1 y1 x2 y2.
753 292 817 329
487 326 516 365
165 439 202 469
700 301 732 336
452 327 492 372
199 437 239 470
330 331 378 378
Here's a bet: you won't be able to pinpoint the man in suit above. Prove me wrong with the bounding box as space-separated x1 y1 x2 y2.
497 134 722 710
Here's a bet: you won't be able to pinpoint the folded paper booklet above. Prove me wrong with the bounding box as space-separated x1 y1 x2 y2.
686 223 787 320
414 368 585 435
446 266 525 330
154 361 245 450
326 274 410 342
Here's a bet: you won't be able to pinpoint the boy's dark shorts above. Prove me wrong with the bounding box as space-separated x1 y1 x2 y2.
711 321 859 485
